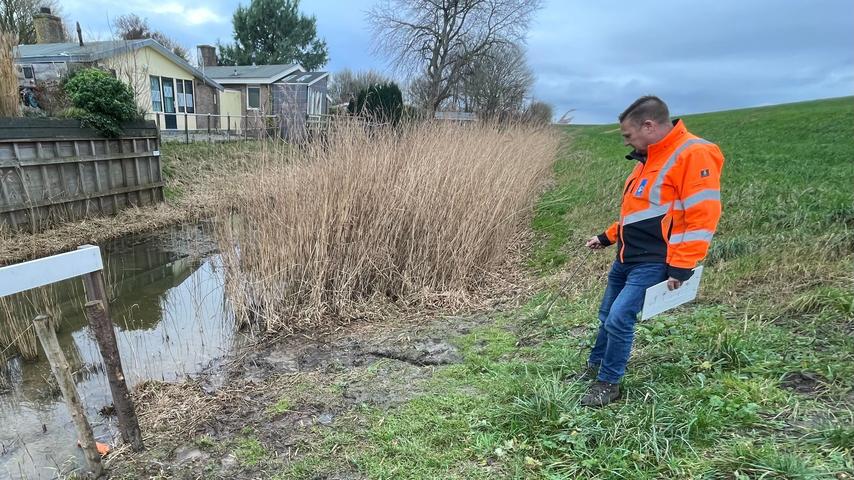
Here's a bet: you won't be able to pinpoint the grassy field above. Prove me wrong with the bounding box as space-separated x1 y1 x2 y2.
276 98 854 478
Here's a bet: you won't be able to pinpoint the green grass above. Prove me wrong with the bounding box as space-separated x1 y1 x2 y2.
267 396 293 416
279 98 854 478
159 140 265 202
234 434 268 467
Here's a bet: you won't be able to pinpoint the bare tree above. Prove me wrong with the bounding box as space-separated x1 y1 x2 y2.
461 43 533 120
113 13 189 61
328 68 392 105
369 0 542 113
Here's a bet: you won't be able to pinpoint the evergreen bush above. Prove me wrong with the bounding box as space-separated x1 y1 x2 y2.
63 68 139 137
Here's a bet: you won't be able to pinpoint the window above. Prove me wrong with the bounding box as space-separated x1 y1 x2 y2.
307 89 323 115
184 81 194 113
176 80 185 112
247 86 260 109
22 66 34 79
174 79 195 114
149 76 162 112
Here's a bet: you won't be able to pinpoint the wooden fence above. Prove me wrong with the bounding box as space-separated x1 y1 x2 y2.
0 118 163 232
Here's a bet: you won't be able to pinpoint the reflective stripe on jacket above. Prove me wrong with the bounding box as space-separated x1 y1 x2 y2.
597 119 724 281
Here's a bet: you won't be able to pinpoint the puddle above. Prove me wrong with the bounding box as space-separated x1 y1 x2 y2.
0 223 246 479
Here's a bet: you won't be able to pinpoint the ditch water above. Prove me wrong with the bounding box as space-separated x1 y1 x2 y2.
0 223 245 479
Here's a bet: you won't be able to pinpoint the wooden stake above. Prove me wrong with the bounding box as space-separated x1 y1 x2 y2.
33 314 103 478
81 271 144 451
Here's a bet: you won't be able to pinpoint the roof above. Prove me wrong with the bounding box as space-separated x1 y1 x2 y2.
203 64 302 84
15 39 223 90
282 71 328 85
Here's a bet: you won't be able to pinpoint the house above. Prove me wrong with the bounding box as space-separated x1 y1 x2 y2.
200 51 331 138
13 9 224 133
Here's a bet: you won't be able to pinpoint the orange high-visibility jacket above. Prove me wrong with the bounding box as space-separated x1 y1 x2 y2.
597 120 724 281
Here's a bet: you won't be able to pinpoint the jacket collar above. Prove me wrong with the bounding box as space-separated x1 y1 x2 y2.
648 119 688 157
625 149 647 163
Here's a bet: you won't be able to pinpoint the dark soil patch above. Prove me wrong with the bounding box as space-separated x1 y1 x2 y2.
780 371 828 394
105 313 495 479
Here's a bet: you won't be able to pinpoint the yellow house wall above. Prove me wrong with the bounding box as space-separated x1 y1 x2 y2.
104 46 198 131
219 90 243 132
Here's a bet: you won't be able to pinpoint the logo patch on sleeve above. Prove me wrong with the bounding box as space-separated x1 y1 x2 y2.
700 169 710 178
634 178 648 197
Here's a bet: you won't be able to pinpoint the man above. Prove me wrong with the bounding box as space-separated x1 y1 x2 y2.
579 96 724 407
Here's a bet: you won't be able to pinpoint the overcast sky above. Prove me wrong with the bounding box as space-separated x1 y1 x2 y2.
58 0 853 123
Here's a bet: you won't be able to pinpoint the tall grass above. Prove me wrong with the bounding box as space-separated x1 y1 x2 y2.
216 121 561 331
0 31 18 117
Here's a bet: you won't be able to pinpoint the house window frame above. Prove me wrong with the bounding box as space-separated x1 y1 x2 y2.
176 79 185 112
184 80 194 114
247 85 261 110
149 75 163 112
172 79 195 114
22 65 34 79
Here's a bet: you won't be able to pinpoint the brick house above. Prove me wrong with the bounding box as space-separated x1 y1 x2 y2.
199 47 330 139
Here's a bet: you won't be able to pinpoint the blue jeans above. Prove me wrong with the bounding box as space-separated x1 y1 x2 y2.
588 261 668 383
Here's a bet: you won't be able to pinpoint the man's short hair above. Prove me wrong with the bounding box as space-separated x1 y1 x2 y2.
619 96 670 126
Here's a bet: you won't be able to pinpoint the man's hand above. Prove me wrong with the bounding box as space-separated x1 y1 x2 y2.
586 235 605 250
666 277 682 290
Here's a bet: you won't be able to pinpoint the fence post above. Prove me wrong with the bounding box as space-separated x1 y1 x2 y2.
33 314 104 477
81 270 144 451
184 112 189 144
227 114 231 141
207 113 212 143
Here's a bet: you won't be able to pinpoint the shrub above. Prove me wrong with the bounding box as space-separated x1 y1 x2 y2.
63 68 139 137
349 82 404 125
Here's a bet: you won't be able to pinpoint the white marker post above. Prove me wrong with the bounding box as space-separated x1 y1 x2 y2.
0 245 103 297
0 245 144 458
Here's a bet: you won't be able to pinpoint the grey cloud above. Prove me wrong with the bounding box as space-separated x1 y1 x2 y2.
526 0 853 122
60 0 853 123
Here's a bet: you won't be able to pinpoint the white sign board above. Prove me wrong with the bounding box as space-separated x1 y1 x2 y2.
0 245 103 297
641 266 704 321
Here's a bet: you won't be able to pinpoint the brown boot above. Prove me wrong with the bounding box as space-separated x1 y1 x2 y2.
566 363 599 383
581 380 621 407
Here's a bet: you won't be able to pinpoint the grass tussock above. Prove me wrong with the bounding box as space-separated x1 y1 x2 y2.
216 121 561 331
0 31 18 117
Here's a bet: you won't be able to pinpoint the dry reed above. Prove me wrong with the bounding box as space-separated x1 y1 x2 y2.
0 286 62 360
215 120 562 331
0 31 19 117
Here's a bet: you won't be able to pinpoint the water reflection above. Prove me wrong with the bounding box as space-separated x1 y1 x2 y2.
0 224 241 479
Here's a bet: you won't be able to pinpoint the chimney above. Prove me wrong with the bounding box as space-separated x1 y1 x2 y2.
76 22 83 47
197 45 217 67
33 7 65 44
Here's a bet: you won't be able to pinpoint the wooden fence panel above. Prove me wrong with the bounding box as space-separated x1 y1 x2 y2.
0 119 163 232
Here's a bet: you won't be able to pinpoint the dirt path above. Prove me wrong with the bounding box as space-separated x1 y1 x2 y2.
105 312 500 479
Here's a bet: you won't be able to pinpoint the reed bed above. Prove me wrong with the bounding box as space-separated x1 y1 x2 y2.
216 120 562 331
0 31 18 117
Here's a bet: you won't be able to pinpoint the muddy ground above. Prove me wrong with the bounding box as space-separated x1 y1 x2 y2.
104 311 506 479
